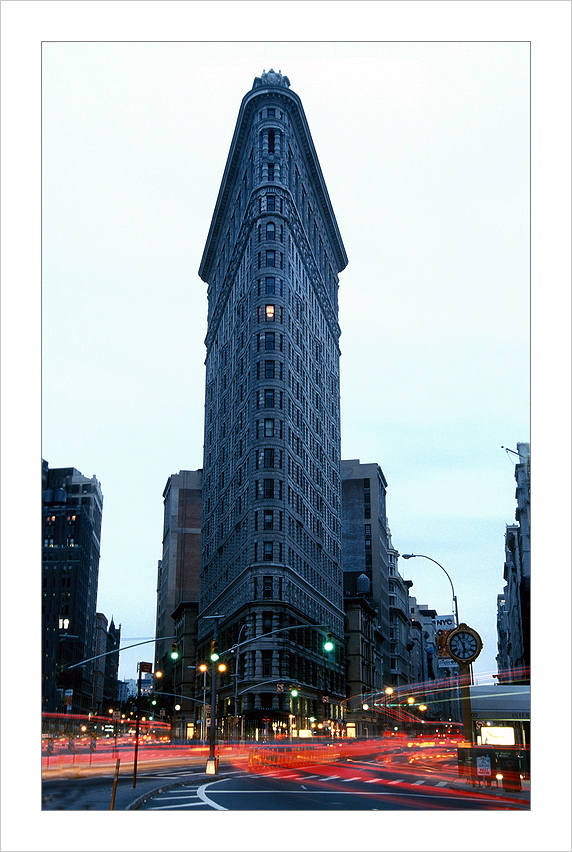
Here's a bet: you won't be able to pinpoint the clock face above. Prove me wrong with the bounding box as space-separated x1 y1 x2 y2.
447 627 482 662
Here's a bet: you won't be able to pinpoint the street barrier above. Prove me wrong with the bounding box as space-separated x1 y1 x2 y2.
248 745 340 771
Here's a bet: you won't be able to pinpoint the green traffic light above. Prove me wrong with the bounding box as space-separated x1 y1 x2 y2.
170 643 179 660
324 632 334 652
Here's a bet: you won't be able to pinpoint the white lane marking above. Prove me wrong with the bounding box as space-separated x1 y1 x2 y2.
197 781 229 811
146 800 206 809
322 775 339 780
365 778 381 783
436 781 448 787
388 780 401 784
413 780 425 785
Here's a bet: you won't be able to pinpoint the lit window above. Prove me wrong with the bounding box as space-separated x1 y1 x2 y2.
265 305 275 321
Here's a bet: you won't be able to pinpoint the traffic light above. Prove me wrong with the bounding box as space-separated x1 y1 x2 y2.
289 685 299 698
170 643 179 660
210 639 219 662
323 632 334 652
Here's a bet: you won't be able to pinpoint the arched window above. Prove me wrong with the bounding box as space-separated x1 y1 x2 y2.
266 221 275 241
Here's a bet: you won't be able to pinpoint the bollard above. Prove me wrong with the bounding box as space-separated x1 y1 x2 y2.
110 758 121 810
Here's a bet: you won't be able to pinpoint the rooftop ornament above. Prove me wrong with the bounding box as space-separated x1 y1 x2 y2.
253 68 291 89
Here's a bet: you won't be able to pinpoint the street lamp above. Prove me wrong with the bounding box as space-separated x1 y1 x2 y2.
401 554 460 626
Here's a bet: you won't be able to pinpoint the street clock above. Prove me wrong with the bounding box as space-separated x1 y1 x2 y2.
446 623 483 665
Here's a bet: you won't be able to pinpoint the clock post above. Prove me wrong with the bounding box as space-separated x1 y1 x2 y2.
445 624 483 745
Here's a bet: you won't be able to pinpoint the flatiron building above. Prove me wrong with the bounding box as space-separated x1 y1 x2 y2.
198 70 348 737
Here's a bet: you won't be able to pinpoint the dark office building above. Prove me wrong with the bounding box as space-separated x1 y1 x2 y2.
42 460 103 714
197 70 348 739
341 459 391 684
155 469 203 738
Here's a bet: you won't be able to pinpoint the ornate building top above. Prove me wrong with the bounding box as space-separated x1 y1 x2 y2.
252 68 290 89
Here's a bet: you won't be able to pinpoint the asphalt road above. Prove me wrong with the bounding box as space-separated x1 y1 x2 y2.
133 758 529 812
42 747 530 811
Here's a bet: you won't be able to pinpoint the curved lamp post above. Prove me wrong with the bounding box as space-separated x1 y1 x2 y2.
401 554 460 626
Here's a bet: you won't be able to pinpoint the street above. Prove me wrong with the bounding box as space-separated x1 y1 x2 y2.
42 742 530 811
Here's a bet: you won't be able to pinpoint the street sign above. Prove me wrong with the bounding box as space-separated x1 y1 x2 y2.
276 683 284 692
139 661 153 673
322 695 329 703
476 754 492 776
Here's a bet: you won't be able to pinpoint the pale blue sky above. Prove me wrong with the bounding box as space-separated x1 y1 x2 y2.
41 40 530 682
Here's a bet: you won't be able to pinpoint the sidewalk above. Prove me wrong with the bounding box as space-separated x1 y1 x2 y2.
450 774 530 804
42 760 235 811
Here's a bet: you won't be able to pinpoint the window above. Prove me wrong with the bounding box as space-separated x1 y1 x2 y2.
265 304 275 321
268 129 275 153
263 448 275 468
267 108 275 118
263 479 274 498
266 250 275 267
268 163 275 181
264 510 274 530
263 332 275 350
263 575 273 597
266 221 275 240
265 276 275 294
263 542 274 561
264 418 275 437
267 195 275 211
264 389 275 408
264 360 275 379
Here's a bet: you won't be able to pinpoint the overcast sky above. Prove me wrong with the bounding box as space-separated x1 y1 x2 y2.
2 3 571 849
41 39 530 682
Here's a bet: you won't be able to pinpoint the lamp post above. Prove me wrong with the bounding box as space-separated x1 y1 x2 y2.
231 623 248 743
383 687 394 732
401 554 460 626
